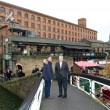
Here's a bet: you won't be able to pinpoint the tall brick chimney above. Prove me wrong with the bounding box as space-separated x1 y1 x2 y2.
78 18 87 28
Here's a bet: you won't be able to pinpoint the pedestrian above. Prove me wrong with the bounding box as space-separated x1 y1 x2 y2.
5 67 12 80
55 55 69 98
42 56 54 99
17 69 25 78
32 65 39 74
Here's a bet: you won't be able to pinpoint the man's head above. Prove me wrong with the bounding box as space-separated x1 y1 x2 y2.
35 65 37 68
59 55 63 62
47 56 52 62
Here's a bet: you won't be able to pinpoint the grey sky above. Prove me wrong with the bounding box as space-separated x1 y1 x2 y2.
2 0 110 42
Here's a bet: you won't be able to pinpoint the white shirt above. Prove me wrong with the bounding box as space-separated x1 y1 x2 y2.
59 61 62 69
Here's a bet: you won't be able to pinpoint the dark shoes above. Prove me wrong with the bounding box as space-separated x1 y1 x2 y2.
58 95 62 97
62 95 67 98
58 95 67 98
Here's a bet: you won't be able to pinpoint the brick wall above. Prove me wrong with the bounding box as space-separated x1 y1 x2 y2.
15 56 73 75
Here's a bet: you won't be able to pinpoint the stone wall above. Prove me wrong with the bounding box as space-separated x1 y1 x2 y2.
0 74 38 99
15 56 73 75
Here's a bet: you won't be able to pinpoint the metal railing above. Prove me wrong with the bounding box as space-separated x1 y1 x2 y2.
70 73 110 110
19 75 44 110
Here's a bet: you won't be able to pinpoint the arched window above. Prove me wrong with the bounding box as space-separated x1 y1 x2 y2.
0 7 5 12
0 16 5 22
9 9 14 14
24 13 28 18
31 15 35 20
37 17 41 22
43 18 46 23
17 11 21 16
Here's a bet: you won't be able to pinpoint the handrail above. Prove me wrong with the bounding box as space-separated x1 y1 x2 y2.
19 75 43 110
70 73 110 109
70 73 110 86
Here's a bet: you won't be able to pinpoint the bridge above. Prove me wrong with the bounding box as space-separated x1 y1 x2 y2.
19 74 110 110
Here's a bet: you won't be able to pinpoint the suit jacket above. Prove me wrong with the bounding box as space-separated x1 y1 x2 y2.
55 61 69 79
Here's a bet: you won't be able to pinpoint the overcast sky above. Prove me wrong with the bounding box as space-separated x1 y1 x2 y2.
2 0 110 42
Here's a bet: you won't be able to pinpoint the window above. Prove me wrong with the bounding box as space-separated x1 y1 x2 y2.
48 20 51 24
57 35 60 40
65 36 67 40
43 18 46 23
48 33 51 38
72 26 74 30
69 31 71 35
65 30 67 34
0 7 5 12
57 22 60 26
61 23 64 27
53 27 55 32
31 23 35 29
31 15 35 20
75 38 77 42
43 25 46 31
48 26 51 31
61 36 63 40
53 34 55 39
9 9 14 14
17 11 21 16
24 21 28 27
24 13 28 18
17 20 21 24
37 32 41 37
37 17 41 22
61 29 64 34
0 16 5 22
8 44 11 53
43 32 46 38
65 24 67 28
37 24 41 30
53 21 56 25
57 28 60 33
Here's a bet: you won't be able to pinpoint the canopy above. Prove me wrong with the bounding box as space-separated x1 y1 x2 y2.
75 61 99 68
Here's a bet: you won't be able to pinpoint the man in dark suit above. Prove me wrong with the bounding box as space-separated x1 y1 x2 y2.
55 56 69 98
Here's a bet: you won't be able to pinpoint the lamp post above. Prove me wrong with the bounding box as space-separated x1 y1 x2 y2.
104 52 109 64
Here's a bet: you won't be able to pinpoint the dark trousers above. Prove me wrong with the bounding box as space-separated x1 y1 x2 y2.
45 80 51 98
57 77 67 96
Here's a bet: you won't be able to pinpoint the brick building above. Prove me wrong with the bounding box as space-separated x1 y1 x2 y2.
0 1 97 42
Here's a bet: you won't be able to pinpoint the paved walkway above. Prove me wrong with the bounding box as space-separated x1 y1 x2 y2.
41 81 107 110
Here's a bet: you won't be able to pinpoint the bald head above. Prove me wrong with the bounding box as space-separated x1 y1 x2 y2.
59 56 63 62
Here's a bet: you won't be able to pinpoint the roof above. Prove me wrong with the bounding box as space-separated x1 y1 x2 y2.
82 38 104 43
8 36 91 48
63 45 92 50
75 61 99 68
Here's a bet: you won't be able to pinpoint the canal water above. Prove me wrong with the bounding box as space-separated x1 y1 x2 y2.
0 86 23 110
